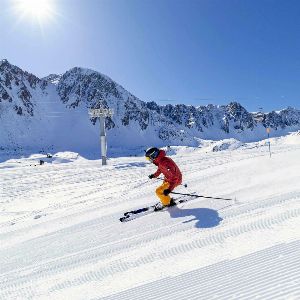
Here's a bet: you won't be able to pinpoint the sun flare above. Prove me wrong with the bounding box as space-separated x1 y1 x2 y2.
13 0 55 23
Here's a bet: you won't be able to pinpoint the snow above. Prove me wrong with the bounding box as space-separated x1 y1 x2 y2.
1 133 300 299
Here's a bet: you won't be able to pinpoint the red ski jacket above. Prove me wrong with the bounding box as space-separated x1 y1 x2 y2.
152 150 182 190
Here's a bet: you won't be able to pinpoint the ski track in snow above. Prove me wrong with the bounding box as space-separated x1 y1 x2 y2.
0 140 300 299
99 240 300 300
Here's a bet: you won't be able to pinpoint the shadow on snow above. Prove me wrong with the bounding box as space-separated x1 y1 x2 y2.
167 206 223 229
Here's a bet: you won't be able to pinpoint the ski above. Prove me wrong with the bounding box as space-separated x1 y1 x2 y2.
119 194 197 222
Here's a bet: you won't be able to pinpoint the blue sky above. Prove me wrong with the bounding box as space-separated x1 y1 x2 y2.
1 0 300 111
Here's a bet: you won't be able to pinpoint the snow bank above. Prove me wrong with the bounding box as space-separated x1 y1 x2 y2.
210 138 244 152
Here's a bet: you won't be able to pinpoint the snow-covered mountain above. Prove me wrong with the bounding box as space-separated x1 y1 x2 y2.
1 59 300 156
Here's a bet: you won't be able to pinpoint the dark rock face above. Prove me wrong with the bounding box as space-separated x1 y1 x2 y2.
0 59 44 116
0 85 12 102
122 98 149 130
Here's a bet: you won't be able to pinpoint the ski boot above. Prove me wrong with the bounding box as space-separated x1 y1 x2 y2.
154 202 164 211
168 198 176 207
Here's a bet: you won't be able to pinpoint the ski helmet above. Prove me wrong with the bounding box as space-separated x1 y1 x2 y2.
145 147 160 161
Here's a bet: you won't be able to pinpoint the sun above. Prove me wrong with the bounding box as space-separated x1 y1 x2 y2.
13 0 56 23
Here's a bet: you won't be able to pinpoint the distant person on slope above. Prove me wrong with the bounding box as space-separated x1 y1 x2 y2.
145 147 182 211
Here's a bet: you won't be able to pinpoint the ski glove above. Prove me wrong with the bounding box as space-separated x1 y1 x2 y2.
163 189 171 196
148 174 155 179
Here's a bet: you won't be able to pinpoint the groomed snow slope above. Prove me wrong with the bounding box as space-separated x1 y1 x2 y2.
1 134 300 299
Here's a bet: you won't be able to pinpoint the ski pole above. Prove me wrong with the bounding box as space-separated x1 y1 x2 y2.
170 191 233 201
155 177 188 188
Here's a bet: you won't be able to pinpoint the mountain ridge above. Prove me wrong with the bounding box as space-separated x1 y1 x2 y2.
1 60 300 156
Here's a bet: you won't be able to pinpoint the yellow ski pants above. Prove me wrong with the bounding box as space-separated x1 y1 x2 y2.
156 181 171 206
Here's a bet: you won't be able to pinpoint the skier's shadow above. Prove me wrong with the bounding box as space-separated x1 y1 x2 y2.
167 206 222 229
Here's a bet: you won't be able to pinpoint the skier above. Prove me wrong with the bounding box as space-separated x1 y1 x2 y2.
145 147 182 211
